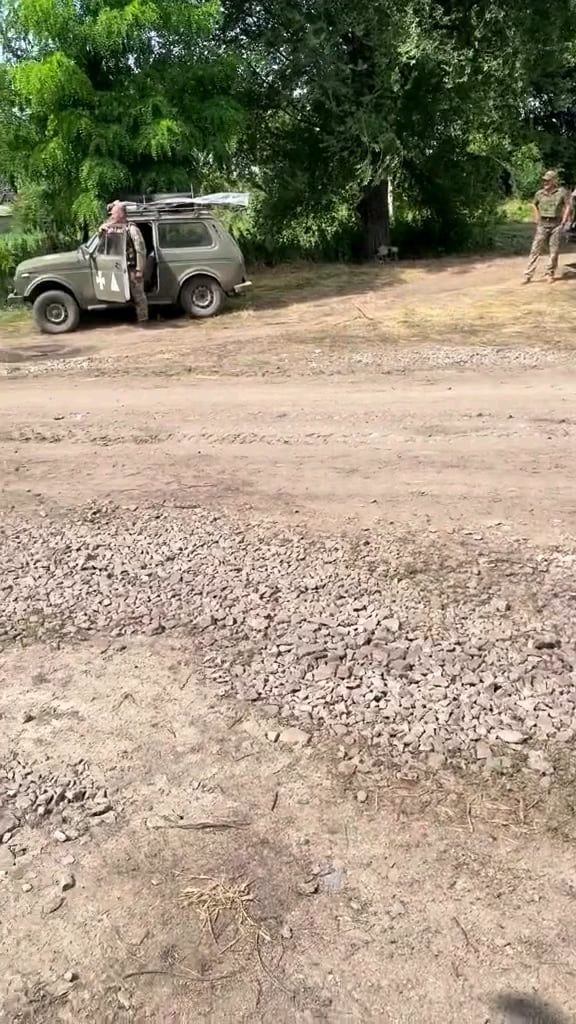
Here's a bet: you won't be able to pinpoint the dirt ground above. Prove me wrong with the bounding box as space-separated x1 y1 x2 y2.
1 253 576 1023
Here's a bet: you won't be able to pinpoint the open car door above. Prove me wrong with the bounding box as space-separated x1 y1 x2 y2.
91 228 130 303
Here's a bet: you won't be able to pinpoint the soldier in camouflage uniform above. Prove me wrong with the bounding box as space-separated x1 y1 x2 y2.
100 201 148 322
524 171 571 284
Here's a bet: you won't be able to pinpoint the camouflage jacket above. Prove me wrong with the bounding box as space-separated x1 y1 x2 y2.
534 187 569 222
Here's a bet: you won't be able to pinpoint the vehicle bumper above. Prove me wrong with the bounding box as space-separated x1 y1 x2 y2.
231 280 252 295
6 292 24 307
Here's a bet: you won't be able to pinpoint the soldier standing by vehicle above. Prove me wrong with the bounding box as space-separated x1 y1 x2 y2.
99 200 148 323
524 171 571 284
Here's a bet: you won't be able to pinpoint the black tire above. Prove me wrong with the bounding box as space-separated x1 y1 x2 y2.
32 290 80 335
180 276 225 319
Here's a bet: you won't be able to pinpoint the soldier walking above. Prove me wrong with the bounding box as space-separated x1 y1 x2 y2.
99 200 149 323
524 171 571 284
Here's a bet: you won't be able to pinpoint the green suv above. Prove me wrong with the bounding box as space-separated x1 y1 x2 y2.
8 193 252 334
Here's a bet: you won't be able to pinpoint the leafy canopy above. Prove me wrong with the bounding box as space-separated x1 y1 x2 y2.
0 0 244 233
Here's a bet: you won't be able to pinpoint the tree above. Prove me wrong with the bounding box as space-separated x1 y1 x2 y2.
0 0 244 235
224 0 576 254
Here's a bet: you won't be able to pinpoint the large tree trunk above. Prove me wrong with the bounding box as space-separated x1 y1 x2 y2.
357 179 391 257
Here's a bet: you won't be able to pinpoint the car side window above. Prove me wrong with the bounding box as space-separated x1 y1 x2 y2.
157 221 212 249
96 230 125 257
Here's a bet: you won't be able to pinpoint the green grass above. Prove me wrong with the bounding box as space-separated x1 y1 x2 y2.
491 198 535 255
499 197 533 222
0 303 28 330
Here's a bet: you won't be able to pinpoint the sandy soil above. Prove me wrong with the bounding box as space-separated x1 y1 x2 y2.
1 253 576 1023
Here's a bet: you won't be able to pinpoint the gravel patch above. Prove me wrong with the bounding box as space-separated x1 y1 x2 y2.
0 754 116 850
1 343 574 381
1 505 576 768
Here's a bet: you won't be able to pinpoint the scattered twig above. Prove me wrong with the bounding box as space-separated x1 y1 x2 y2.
466 797 475 834
256 931 295 998
354 303 374 321
157 819 250 832
124 968 234 984
113 692 137 712
179 673 192 691
451 916 478 953
270 790 279 812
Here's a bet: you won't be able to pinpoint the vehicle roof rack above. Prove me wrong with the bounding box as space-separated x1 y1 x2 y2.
122 192 249 216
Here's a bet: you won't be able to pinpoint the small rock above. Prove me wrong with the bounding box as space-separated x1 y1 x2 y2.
533 636 560 651
281 924 293 940
98 811 117 825
356 790 368 804
64 971 78 983
196 614 214 630
60 872 76 892
89 801 113 817
337 761 357 779
53 830 69 843
21 883 33 893
527 750 554 775
498 730 527 745
61 854 76 866
279 727 311 747
266 730 280 743
476 741 492 760
389 899 407 919
22 710 36 724
43 893 64 915
381 618 400 633
117 990 132 1010
427 753 445 770
145 621 165 637
0 811 18 842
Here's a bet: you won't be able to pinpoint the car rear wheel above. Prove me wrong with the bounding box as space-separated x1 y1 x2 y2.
32 290 80 335
180 276 225 319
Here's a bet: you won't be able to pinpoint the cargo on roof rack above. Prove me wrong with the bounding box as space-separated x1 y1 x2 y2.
121 192 249 216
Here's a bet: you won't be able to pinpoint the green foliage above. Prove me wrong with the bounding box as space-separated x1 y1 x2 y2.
0 228 59 299
0 0 244 233
1 0 576 262
224 0 576 255
508 144 545 198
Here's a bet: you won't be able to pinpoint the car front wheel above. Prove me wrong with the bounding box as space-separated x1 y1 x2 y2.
180 276 225 319
32 290 80 335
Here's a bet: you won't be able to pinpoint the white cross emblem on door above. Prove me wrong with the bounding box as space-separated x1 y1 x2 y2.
96 271 105 290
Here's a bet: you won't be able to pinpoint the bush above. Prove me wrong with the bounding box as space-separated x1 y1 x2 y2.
0 229 74 301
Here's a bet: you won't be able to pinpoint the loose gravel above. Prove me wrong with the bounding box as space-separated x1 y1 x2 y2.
0 755 115 849
1 343 574 380
1 505 576 769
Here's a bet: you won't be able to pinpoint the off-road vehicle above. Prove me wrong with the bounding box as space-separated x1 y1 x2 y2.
8 193 251 334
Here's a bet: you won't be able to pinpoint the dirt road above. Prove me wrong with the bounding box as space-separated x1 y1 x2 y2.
2 368 576 540
1 256 576 1023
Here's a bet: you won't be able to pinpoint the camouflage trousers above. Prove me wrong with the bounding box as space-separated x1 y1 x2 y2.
129 270 148 322
525 223 563 280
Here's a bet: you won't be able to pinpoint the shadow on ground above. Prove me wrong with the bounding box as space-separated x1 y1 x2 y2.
493 992 570 1024
0 341 96 364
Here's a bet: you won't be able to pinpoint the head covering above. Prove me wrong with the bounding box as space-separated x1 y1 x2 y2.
542 170 558 183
